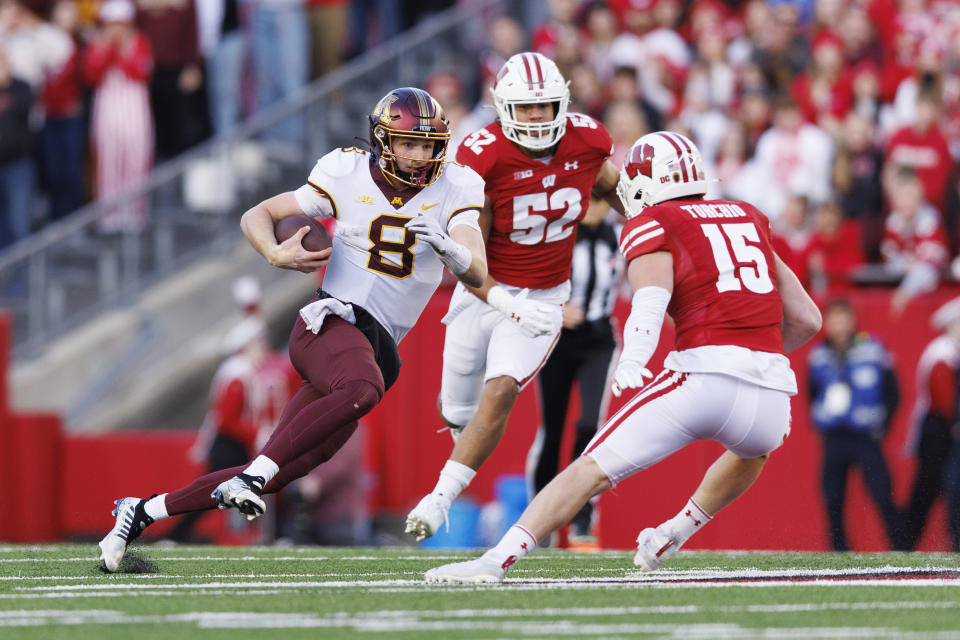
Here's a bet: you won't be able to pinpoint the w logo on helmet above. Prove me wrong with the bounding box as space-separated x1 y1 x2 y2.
625 143 655 179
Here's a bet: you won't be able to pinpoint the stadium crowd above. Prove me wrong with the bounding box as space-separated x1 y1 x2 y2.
444 0 960 315
2 0 959 306
0 0 452 244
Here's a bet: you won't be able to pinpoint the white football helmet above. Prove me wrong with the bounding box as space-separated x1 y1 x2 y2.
492 52 570 151
617 132 708 219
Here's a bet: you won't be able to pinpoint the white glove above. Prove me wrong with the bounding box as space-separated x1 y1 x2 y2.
487 286 555 338
405 215 472 274
611 360 652 397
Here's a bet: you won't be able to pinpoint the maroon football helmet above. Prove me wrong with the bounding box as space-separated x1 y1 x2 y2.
368 87 451 188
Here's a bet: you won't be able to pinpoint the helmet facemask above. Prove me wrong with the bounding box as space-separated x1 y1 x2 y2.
373 125 450 188
369 87 451 188
492 52 571 151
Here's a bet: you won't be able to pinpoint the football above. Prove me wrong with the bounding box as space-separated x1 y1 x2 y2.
274 214 332 252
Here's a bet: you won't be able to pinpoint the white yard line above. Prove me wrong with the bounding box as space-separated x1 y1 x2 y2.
0 608 958 638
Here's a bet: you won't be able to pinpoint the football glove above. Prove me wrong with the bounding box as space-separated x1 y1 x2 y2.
611 360 652 397
487 286 556 338
405 214 472 274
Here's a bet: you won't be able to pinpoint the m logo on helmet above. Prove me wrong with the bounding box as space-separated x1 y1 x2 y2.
374 94 400 125
625 143 655 179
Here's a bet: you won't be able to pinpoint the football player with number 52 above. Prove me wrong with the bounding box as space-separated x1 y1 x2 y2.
424 132 823 583
406 52 626 543
98 87 488 572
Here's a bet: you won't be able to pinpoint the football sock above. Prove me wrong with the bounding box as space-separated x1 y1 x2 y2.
143 494 169 521
665 498 713 543
431 460 476 504
242 455 280 485
482 524 538 570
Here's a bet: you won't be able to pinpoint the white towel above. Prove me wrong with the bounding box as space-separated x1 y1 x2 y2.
299 297 357 334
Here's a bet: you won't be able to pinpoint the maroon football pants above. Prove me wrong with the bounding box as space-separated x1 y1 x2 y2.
165 315 384 516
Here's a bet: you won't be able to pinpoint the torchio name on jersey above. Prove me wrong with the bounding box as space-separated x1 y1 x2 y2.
293 147 483 343
621 198 797 394
456 114 613 289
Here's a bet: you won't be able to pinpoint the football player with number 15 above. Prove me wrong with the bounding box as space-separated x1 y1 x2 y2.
425 131 822 583
406 52 627 543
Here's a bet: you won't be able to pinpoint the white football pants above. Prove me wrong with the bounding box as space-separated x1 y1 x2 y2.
586 369 792 485
439 282 567 427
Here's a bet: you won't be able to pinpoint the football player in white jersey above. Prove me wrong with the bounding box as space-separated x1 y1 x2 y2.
406 52 624 543
97 87 487 572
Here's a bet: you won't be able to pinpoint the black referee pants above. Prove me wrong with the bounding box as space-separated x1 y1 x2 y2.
819 430 906 551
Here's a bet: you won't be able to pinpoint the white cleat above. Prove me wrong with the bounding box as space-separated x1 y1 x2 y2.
211 474 266 521
633 525 681 571
425 556 506 584
405 493 450 542
98 497 149 573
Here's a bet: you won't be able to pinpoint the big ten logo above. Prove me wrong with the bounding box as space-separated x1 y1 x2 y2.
355 194 374 204
513 169 534 181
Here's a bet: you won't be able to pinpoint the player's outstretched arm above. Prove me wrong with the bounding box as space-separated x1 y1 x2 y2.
592 159 626 216
776 253 822 352
240 192 332 273
448 224 488 288
612 251 674 396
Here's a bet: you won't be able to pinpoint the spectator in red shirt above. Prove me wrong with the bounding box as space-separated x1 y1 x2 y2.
790 31 853 136
885 89 954 211
170 316 273 542
82 0 153 233
771 193 812 286
531 0 578 59
808 199 864 294
881 166 949 315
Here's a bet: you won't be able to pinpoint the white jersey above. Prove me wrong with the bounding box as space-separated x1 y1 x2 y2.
293 147 484 343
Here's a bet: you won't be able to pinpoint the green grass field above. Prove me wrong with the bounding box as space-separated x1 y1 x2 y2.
2 544 960 638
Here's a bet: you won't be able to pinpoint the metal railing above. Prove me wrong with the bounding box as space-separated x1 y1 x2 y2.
0 0 504 359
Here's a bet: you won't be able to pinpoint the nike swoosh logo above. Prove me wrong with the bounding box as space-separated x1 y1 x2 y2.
421 203 439 210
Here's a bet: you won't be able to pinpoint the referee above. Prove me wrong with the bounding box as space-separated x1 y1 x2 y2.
528 198 624 549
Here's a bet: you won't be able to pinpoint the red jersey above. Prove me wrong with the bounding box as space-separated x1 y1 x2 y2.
455 114 613 288
620 199 784 354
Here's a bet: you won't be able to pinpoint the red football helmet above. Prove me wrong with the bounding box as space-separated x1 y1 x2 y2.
369 87 451 187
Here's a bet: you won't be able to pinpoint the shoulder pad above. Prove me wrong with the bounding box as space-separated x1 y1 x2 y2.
316 147 366 178
442 161 484 188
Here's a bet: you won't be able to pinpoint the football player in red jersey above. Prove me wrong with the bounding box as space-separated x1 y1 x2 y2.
406 52 625 542
423 131 823 583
